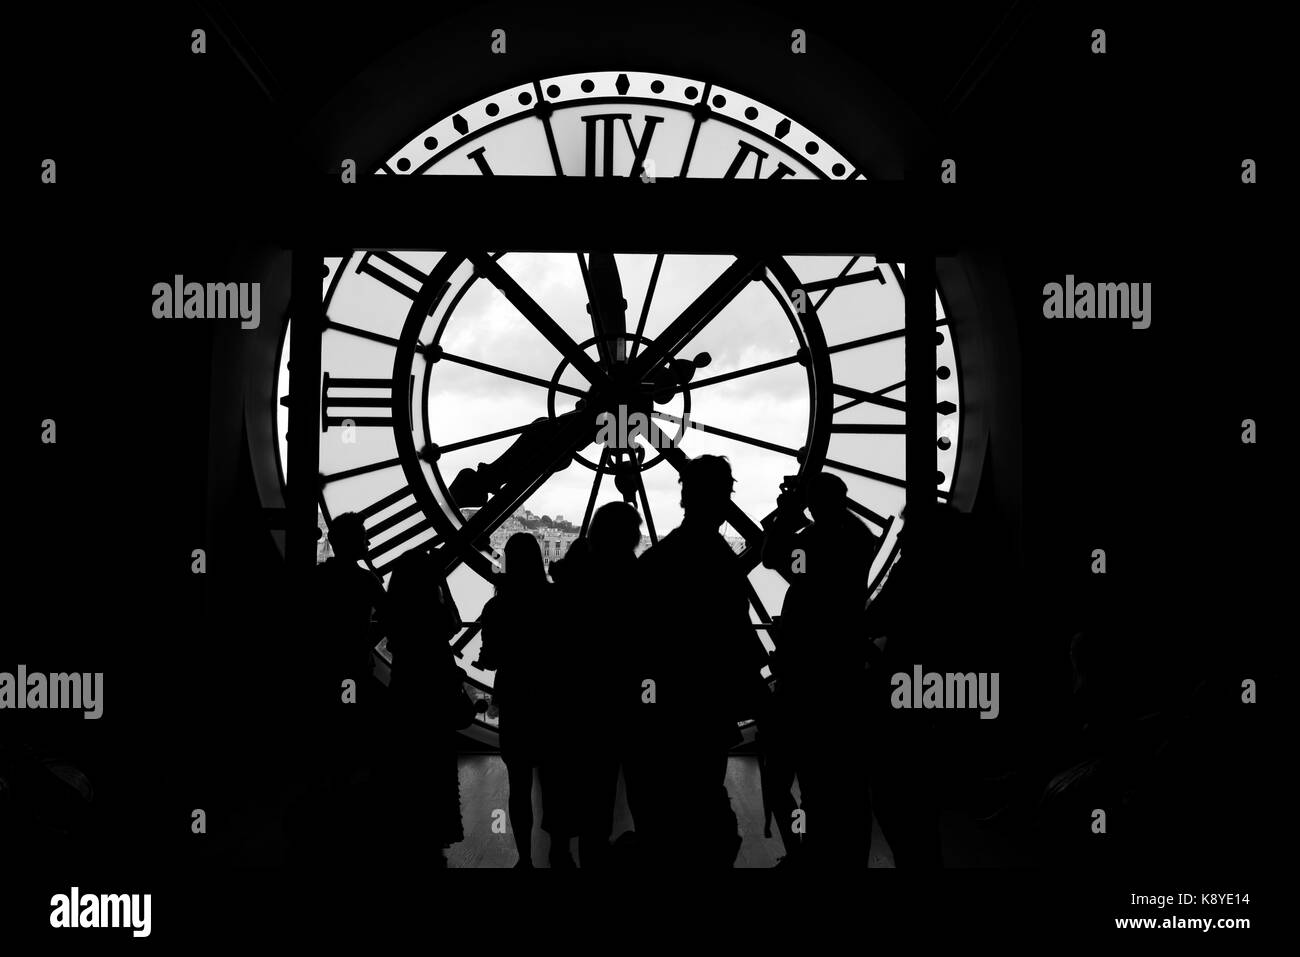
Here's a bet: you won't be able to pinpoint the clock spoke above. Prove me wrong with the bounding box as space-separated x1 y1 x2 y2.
830 424 907 434
650 410 800 458
644 418 764 548
628 453 659 546
320 456 402 486
324 320 402 349
580 445 612 538
804 259 886 307
686 352 802 391
613 446 659 546
845 495 889 530
825 457 906 490
627 253 664 362
435 422 536 456
436 349 587 398
466 252 609 388
630 254 764 380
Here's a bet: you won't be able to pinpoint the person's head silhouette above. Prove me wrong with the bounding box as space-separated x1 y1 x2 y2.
387 548 435 610
807 472 849 524
589 501 642 558
329 512 369 562
502 532 546 585
679 454 734 531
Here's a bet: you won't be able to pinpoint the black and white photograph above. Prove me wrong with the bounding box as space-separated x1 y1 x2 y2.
3 0 1274 941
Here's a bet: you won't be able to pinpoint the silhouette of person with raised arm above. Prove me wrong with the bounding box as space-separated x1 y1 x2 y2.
633 454 770 868
478 533 566 867
550 502 643 867
761 472 879 867
381 548 470 868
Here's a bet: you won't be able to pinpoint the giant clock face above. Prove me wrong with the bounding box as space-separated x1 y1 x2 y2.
274 70 964 706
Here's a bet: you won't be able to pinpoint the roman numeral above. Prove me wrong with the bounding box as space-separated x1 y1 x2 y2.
466 146 494 175
831 382 907 414
723 141 794 180
321 372 405 430
801 265 885 293
355 486 440 574
581 113 664 177
355 251 431 300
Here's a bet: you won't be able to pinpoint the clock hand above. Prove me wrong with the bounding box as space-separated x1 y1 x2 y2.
629 255 762 383
583 252 628 367
447 413 582 508
467 252 610 391
434 407 601 572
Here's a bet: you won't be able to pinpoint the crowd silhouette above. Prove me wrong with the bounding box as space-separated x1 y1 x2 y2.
295 454 942 869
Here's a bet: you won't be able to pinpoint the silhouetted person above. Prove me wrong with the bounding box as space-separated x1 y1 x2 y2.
479 533 565 867
290 516 388 866
311 512 386 704
633 454 770 868
303 512 387 796
382 548 470 868
860 510 954 869
761 472 879 866
550 502 643 867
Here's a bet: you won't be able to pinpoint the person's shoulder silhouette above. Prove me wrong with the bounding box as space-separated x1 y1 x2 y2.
312 512 385 679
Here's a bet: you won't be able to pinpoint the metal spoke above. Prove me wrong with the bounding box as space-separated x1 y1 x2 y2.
466 252 608 388
438 422 535 455
825 458 906 490
628 253 664 361
438 350 587 398
625 445 659 545
651 411 800 458
685 353 801 391
320 456 402 486
324 320 402 348
644 418 764 547
629 255 763 380
581 445 612 538
811 255 860 310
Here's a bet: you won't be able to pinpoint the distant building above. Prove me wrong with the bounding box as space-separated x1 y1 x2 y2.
317 508 333 563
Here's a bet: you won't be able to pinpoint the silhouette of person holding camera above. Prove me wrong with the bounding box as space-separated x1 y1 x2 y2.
761 472 879 866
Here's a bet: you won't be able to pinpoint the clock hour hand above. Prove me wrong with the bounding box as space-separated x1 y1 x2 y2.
584 252 627 367
447 414 581 509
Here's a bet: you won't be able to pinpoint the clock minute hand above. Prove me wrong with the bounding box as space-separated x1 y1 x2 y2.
585 252 628 367
467 252 610 390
